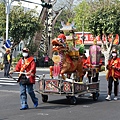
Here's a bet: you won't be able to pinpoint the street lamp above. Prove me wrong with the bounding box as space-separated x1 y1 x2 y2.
3 0 16 43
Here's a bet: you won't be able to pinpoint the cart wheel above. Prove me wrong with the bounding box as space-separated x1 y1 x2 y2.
66 96 71 99
70 96 77 105
93 92 99 101
41 94 48 102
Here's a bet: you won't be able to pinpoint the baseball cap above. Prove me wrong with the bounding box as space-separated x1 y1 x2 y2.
22 47 29 52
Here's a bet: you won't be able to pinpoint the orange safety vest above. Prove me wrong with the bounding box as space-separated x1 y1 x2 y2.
19 57 34 77
106 58 120 81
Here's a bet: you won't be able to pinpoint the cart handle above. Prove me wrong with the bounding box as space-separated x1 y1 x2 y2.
11 72 45 78
10 72 45 81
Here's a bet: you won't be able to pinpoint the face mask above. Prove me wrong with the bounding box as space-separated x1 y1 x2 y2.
112 53 117 57
22 52 28 57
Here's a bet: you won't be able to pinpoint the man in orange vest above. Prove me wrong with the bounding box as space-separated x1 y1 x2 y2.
10 48 38 110
105 48 120 101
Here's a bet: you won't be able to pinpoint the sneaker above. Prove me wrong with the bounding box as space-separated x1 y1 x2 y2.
4 75 10 78
105 95 111 101
114 97 118 101
20 105 29 110
34 101 38 108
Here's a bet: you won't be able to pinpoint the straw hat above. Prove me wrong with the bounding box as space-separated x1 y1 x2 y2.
6 48 11 52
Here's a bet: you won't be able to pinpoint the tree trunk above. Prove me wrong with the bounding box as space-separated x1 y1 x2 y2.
49 8 64 58
103 50 110 71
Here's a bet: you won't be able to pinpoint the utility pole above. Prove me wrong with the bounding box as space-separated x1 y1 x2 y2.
2 0 18 49
3 0 15 43
5 0 9 41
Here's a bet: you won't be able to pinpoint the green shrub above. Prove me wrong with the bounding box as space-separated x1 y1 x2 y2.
48 59 54 66
12 53 22 68
12 53 22 62
100 66 105 72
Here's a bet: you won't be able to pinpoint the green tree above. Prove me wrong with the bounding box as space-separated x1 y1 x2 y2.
73 0 90 31
24 38 38 56
0 3 6 38
88 0 120 67
9 4 42 52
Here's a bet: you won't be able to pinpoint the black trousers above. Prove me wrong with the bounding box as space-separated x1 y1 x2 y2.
108 76 119 96
88 71 99 83
4 63 10 77
44 62 48 67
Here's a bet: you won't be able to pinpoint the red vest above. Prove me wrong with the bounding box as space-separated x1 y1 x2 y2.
107 57 120 79
15 57 36 84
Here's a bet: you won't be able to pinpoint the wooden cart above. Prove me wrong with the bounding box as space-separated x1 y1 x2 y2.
36 74 100 105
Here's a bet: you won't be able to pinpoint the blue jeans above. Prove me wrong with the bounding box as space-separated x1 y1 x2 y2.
19 83 38 108
4 63 10 77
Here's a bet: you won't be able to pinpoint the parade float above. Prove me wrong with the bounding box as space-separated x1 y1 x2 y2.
35 22 101 104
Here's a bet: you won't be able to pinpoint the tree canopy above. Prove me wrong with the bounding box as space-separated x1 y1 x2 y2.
88 1 120 37
73 0 90 31
0 3 6 38
9 4 42 50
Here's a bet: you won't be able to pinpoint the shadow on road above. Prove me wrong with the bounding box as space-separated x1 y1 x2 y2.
29 94 108 111
38 94 106 106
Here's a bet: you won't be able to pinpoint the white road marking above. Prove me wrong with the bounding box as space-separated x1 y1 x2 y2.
37 113 49 116
0 78 18 86
0 74 50 86
0 83 17 85
0 80 17 83
0 90 19 93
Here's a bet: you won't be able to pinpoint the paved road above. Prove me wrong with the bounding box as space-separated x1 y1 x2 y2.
0 70 120 120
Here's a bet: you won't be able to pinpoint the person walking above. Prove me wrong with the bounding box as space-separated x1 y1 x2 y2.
105 49 120 101
3 48 12 78
9 48 38 110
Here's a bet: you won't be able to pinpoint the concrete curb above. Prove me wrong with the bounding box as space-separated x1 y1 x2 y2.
99 71 106 76
36 67 49 71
